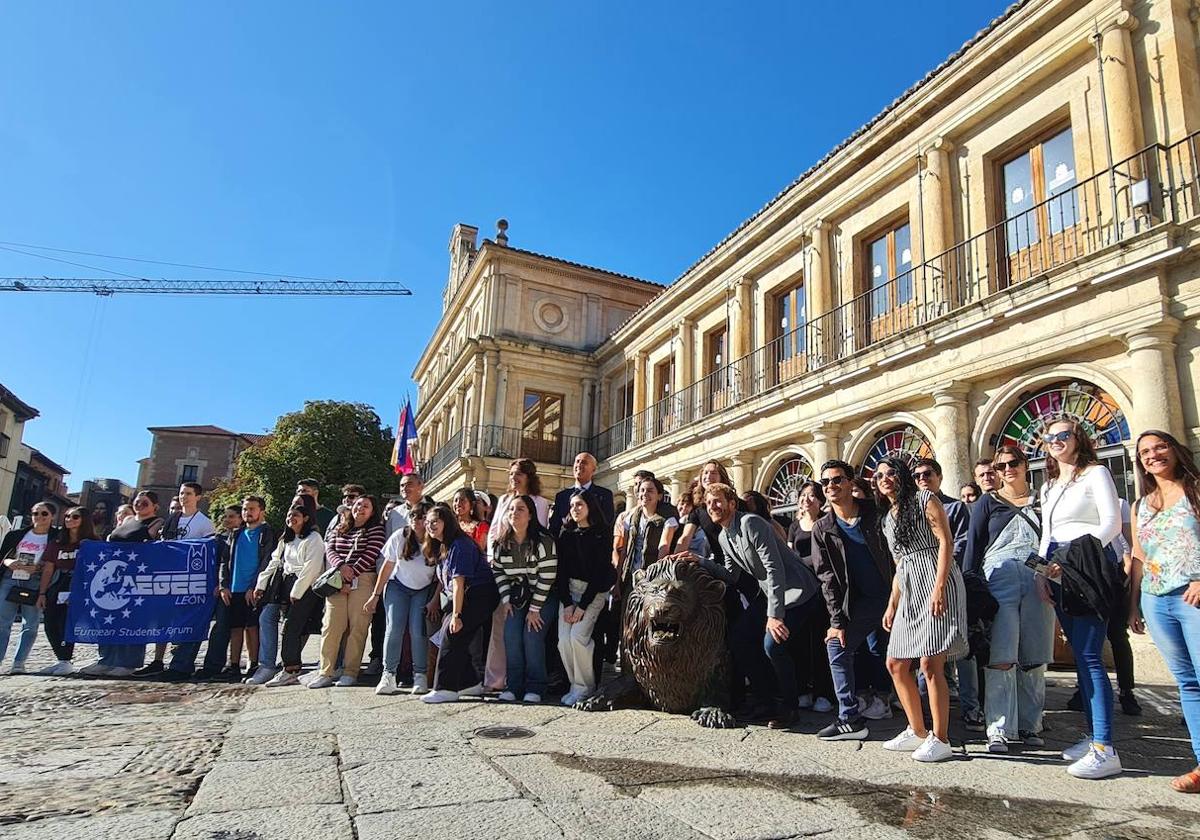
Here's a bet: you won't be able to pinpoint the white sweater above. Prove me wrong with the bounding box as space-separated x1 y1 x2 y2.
1038 465 1121 558
256 531 326 599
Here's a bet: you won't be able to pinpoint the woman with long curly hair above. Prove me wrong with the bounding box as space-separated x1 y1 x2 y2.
874 456 967 763
1128 429 1200 793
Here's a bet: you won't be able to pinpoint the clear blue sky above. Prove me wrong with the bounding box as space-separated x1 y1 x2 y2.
1 1 1010 489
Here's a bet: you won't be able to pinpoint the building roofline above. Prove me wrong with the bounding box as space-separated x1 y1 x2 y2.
29 449 69 476
482 240 664 289
0 383 39 422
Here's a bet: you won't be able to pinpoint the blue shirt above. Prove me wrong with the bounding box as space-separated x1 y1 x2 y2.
231 526 262 592
836 516 888 599
440 535 497 591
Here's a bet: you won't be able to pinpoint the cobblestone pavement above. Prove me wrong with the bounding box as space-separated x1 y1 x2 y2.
2 635 1199 840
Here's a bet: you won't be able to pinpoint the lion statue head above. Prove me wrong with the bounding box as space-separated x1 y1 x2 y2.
623 557 727 714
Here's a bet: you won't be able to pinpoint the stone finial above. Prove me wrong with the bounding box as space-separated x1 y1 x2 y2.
496 218 509 246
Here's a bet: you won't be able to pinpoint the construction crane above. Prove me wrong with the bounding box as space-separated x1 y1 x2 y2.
0 276 411 296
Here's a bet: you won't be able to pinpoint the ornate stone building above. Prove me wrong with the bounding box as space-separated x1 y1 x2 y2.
416 0 1200 519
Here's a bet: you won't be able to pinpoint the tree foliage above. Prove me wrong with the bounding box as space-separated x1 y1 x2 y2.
210 400 397 527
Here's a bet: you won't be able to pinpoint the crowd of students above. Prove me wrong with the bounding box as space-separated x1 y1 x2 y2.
1 420 1199 794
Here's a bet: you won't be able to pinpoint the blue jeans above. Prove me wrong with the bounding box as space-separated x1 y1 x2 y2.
168 599 231 674
258 602 282 669
1056 606 1112 745
1141 587 1200 763
0 576 40 665
503 595 558 696
984 559 1055 737
384 581 432 676
763 597 821 710
826 595 890 721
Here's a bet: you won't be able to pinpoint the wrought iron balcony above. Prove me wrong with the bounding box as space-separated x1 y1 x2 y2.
597 133 1200 461
418 424 593 484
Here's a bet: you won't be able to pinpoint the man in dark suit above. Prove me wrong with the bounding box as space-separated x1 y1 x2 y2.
549 451 615 537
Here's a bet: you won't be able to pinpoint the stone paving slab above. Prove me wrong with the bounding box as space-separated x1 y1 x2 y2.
4 809 181 840
216 731 337 762
355 799 566 840
186 756 343 814
342 755 522 813
173 804 355 840
541 799 713 840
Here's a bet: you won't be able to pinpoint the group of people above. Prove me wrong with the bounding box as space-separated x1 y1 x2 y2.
1 419 1199 794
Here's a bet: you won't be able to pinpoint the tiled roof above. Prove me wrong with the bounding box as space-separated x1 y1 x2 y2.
486 240 664 288
607 0 1032 340
148 425 269 445
240 433 271 446
29 448 69 476
0 383 38 422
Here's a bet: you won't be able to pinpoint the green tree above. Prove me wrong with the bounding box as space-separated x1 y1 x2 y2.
211 400 397 528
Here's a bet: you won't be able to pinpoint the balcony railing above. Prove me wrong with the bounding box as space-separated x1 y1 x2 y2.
419 424 592 483
597 133 1200 459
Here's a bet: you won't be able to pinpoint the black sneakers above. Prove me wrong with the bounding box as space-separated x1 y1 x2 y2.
131 661 165 678
817 718 869 741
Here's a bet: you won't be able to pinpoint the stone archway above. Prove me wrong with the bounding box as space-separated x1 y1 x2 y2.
856 424 936 478
763 453 815 519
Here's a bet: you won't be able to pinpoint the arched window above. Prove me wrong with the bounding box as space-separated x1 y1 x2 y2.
765 455 814 520
860 426 934 478
995 380 1133 499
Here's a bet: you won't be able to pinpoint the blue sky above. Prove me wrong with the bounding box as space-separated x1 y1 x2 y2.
1 1 1010 489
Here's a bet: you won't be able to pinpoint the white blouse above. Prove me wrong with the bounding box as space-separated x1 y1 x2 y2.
1038 465 1121 558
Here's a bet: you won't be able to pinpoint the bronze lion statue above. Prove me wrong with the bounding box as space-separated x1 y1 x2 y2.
577 556 735 728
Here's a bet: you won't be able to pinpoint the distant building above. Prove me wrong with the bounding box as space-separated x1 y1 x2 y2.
0 383 39 521
6 446 71 525
77 478 136 538
136 425 266 507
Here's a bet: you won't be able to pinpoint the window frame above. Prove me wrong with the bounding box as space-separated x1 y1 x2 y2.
771 278 806 359
862 217 914 317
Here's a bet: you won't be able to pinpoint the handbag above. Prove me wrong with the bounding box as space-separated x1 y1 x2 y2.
5 586 37 606
312 566 344 598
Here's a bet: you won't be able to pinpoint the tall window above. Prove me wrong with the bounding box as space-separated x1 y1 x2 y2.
620 378 635 419
653 359 674 403
866 222 913 318
705 327 727 376
521 390 563 462
773 280 806 359
180 464 199 484
1002 126 1077 268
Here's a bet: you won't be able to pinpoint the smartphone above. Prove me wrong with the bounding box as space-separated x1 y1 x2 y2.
1024 553 1051 576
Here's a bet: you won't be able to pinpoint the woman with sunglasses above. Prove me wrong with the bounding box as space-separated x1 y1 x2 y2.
0 502 60 674
36 505 96 675
79 491 165 677
1038 417 1124 779
963 446 1055 754
875 457 967 763
1127 430 1200 793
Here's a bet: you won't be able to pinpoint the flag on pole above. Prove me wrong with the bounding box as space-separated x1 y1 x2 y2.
391 399 419 475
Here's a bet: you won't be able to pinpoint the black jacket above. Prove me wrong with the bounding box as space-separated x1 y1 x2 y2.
555 524 615 611
1 526 62 562
218 523 277 590
549 484 616 537
1051 535 1125 619
808 500 894 629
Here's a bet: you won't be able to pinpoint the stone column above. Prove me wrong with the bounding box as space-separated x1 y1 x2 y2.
494 361 510 426
675 468 695 508
479 350 499 428
580 376 597 440
730 450 755 494
930 383 971 492
455 386 468 434
1100 9 1144 167
732 277 753 360
809 423 841 472
632 351 649 415
807 220 832 362
675 318 695 390
922 137 955 309
1125 318 1184 438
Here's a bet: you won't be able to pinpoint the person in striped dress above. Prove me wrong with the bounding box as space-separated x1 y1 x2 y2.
875 457 968 763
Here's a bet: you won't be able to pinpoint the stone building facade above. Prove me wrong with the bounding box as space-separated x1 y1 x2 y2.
136 425 265 507
0 383 40 523
416 0 1200 520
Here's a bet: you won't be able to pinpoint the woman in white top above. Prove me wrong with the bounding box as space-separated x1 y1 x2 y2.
368 500 438 696
1038 417 1123 780
259 502 326 687
483 459 550 690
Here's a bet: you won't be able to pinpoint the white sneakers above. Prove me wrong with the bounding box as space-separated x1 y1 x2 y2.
523 692 542 704
562 687 591 706
334 675 357 687
265 670 300 687
244 666 276 686
458 683 485 698
1067 744 1122 779
883 726 926 752
912 733 954 763
6 661 27 675
497 691 517 702
41 660 75 676
375 673 400 695
307 675 335 689
858 693 892 720
813 697 835 714
411 673 428 695
987 732 1009 754
1062 736 1093 761
77 661 113 676
421 689 459 704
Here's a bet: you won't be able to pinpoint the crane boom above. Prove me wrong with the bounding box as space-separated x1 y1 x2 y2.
0 277 412 296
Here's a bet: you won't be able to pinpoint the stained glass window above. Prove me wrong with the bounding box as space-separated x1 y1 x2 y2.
766 456 815 516
996 381 1130 458
860 426 935 478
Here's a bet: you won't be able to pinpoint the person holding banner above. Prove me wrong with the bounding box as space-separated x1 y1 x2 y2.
36 505 94 675
310 495 386 688
0 502 60 674
78 492 163 676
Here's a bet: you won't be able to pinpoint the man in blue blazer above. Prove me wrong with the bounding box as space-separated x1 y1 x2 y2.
549 452 615 536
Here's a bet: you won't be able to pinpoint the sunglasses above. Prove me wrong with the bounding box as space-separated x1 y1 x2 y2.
1043 430 1073 444
32 511 52 518
65 513 82 520
819 476 847 487
913 469 936 480
993 459 1022 471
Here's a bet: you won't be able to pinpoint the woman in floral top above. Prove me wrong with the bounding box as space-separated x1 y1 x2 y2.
1129 430 1200 794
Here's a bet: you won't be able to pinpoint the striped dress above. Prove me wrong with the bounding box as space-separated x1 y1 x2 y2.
881 489 969 660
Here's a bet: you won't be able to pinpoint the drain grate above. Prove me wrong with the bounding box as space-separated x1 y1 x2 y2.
473 725 535 740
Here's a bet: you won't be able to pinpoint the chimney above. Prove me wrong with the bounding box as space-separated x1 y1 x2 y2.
495 218 509 247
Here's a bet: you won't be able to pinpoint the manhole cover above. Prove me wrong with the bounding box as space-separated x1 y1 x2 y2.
473 725 535 740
